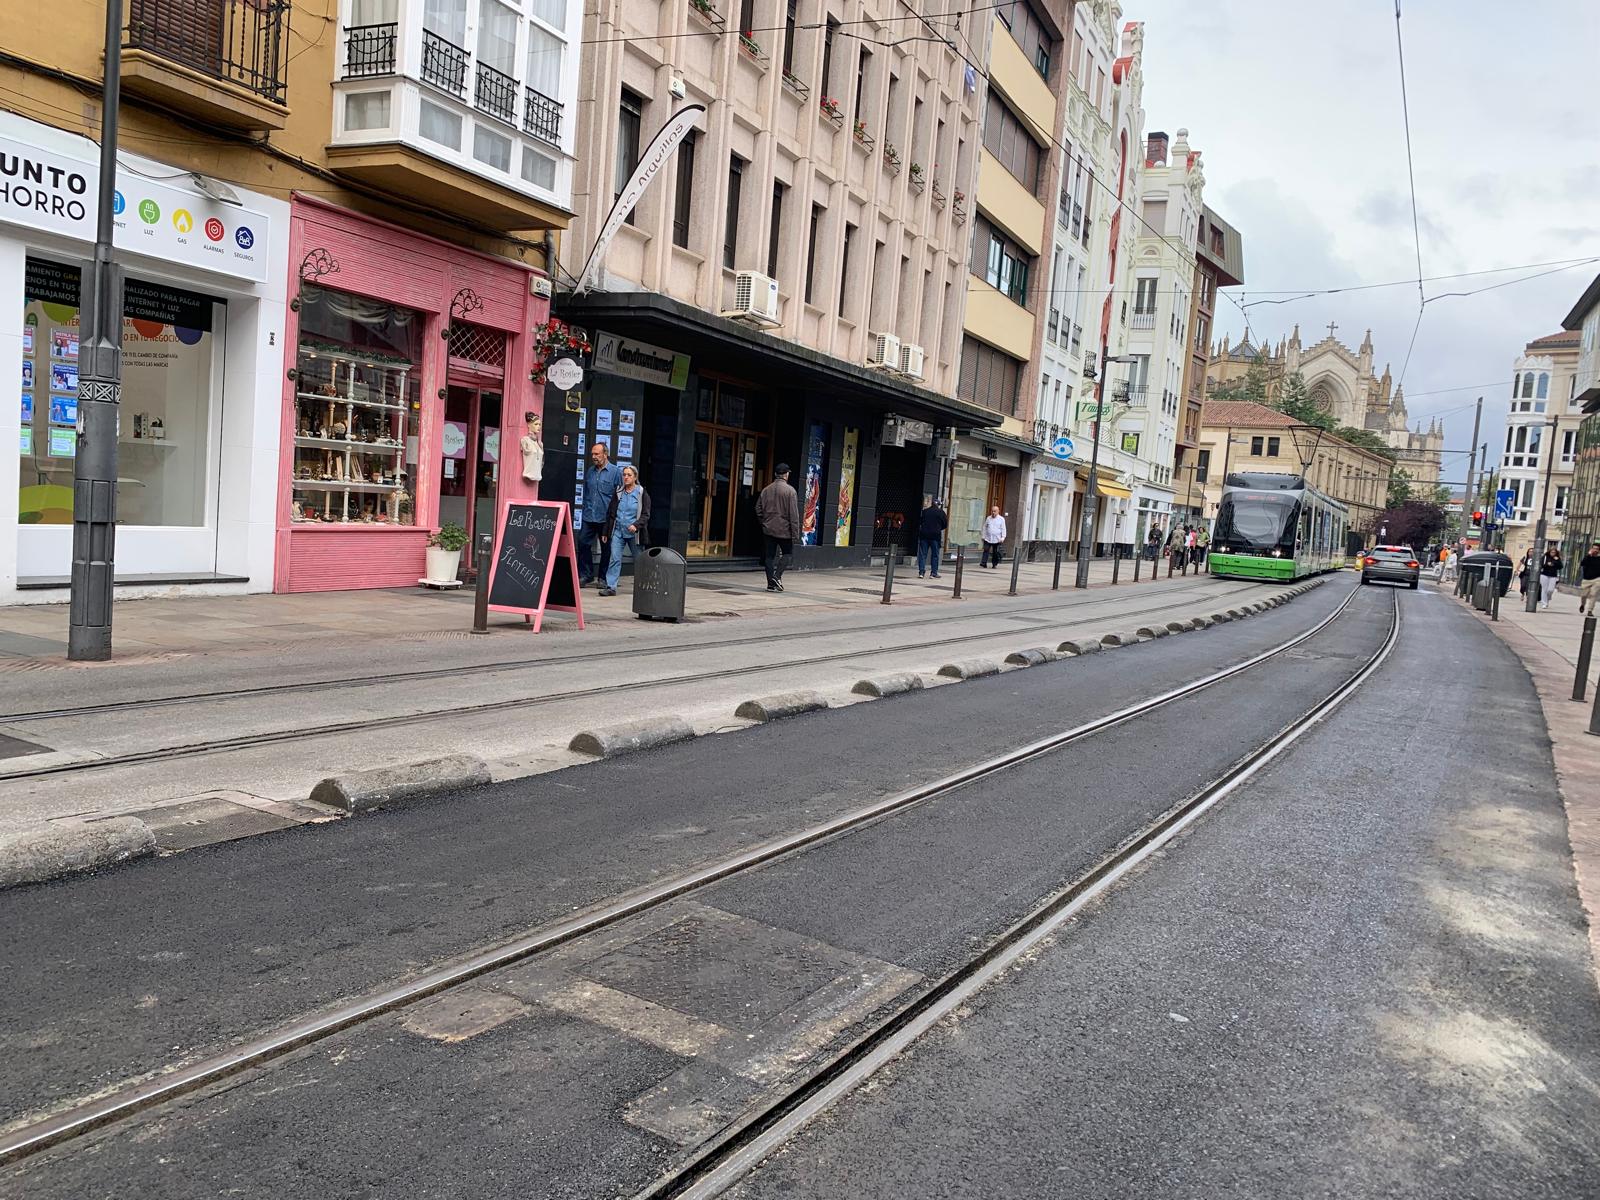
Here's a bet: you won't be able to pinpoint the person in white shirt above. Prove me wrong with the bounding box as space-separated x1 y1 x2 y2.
981 506 1007 568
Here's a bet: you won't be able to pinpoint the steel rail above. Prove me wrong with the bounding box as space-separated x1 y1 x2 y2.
0 583 1288 782
0 580 1355 1167
0 578 1244 724
638 588 1402 1200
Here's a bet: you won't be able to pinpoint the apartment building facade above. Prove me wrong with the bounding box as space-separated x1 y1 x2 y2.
557 0 999 565
1 0 582 601
1495 330 1582 555
1175 204 1242 523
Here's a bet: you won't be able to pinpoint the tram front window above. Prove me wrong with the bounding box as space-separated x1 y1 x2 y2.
1215 494 1300 552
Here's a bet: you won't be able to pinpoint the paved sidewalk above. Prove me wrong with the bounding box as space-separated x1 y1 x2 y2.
0 553 1183 672
1460 580 1600 987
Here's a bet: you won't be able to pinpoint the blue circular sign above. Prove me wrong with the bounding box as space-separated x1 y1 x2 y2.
111 190 125 215
1051 435 1075 460
234 226 255 250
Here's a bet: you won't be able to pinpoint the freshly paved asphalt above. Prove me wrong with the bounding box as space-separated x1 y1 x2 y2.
728 586 1600 1198
0 579 1343 1131
0 580 1416 1199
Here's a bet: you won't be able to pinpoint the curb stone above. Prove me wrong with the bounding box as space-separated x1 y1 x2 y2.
1191 615 1212 628
937 658 1004 680
1209 612 1232 623
1136 624 1171 639
1101 631 1148 647
1004 648 1053 667
569 717 696 759
310 754 491 814
734 691 829 723
851 672 924 697
1057 638 1104 656
1166 619 1194 633
0 816 157 889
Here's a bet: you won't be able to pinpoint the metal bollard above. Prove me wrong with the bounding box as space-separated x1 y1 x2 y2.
1133 549 1142 583
471 532 493 634
881 543 896 605
1491 584 1501 622
1008 543 1022 596
1575 615 1596 703
953 544 965 599
1112 546 1121 585
1052 548 1062 591
1591 669 1600 737
1167 553 1175 579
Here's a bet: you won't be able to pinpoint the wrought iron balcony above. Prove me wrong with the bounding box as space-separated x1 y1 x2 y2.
523 86 563 145
345 23 397 79
125 0 288 104
475 62 517 125
421 28 468 96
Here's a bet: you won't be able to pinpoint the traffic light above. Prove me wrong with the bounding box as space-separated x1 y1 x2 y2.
1472 509 1484 524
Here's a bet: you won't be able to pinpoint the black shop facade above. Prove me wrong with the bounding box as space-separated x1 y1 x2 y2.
548 292 1001 568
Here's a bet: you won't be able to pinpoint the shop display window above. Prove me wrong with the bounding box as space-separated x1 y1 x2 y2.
19 257 220 528
291 285 422 525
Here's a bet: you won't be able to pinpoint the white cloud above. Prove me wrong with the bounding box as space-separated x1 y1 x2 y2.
1128 0 1600 480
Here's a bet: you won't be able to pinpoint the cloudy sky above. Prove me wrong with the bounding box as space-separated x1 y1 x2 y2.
1129 0 1600 488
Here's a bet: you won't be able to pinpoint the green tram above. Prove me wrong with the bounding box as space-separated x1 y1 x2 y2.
1209 472 1348 582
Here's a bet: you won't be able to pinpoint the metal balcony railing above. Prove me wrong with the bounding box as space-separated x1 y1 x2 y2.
1131 310 1155 329
1113 383 1150 406
475 61 517 125
523 87 563 145
126 0 289 104
345 22 397 79
421 28 468 96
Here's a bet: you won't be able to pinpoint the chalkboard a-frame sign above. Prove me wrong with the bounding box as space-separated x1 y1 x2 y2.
487 500 586 632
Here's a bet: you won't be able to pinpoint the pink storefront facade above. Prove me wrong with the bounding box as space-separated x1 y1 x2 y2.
274 197 548 592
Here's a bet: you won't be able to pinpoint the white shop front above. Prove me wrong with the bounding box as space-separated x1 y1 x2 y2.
0 111 288 604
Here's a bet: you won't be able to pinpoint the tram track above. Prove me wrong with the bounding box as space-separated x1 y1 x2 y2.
0 577 1243 725
0 580 1268 781
0 579 1376 1170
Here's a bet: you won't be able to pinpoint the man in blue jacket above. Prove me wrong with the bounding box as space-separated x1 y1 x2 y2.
579 440 623 587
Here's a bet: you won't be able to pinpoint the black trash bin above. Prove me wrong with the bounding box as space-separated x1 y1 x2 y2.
1460 550 1513 597
633 546 687 622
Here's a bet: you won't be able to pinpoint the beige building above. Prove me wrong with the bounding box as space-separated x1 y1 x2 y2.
1495 330 1582 553
1208 325 1445 485
1197 401 1394 538
559 0 1002 564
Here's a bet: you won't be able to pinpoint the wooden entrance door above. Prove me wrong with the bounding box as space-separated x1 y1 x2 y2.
687 423 768 557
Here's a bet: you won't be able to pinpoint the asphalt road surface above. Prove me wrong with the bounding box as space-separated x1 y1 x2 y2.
4 578 1595 1199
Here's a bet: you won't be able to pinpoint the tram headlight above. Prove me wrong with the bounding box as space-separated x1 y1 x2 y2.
1270 548 1283 557
1218 546 1230 554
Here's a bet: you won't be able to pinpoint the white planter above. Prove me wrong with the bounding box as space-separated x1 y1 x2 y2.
425 545 462 583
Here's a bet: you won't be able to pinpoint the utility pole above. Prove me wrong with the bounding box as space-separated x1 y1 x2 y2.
69 0 125 661
1074 345 1127 589
1525 416 1560 612
1458 396 1482 549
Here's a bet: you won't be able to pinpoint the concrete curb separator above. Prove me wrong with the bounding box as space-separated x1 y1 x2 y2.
1056 638 1104 656
1101 631 1149 647
0 817 157 890
1166 619 1194 633
1136 624 1172 639
569 717 697 759
1004 649 1051 667
734 691 830 723
310 754 492 814
938 658 1004 680
851 673 925 698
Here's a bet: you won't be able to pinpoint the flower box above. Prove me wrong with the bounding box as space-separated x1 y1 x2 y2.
738 33 768 64
687 0 724 31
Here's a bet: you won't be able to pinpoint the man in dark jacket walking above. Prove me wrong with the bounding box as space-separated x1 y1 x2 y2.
755 464 803 591
1581 543 1600 615
917 494 948 578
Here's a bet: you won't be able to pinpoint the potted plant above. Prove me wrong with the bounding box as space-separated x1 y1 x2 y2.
530 318 592 384
819 95 841 120
426 522 469 583
908 161 923 179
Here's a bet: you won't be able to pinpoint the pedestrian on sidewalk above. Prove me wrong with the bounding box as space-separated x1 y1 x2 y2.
755 464 803 592
1194 526 1209 566
981 506 1007 568
578 441 623 588
1539 547 1564 610
917 495 947 578
1517 548 1533 597
1445 547 1458 582
1146 524 1163 562
1579 543 1600 614
600 466 650 596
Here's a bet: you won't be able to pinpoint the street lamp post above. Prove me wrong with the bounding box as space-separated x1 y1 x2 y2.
1074 349 1132 589
69 0 125 661
1526 416 1561 613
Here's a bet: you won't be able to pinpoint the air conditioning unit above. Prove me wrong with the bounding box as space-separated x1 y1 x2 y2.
1082 350 1098 378
898 342 925 380
867 332 901 370
722 271 781 327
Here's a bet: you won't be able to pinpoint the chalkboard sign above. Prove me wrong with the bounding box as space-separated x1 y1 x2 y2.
488 500 584 632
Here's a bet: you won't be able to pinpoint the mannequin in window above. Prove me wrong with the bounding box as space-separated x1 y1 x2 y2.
519 412 544 485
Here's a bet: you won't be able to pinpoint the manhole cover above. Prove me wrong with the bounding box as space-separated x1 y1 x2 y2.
580 914 842 1034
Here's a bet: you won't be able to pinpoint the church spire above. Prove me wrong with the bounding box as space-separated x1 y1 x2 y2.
1289 323 1301 350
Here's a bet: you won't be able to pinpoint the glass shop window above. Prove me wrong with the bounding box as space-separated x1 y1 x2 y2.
20 257 221 529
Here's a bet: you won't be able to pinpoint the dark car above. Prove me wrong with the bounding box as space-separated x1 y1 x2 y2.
1361 544 1421 589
